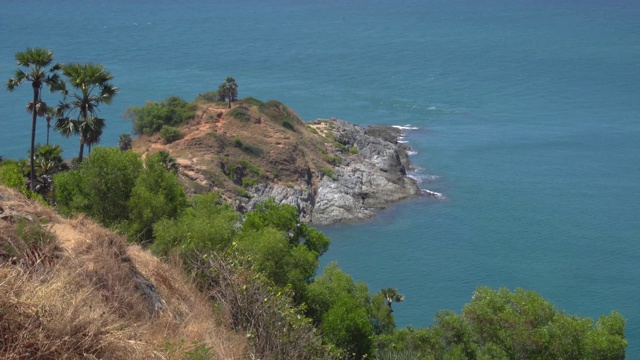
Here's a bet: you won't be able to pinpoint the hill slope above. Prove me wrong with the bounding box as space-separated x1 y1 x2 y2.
132 98 423 224
0 186 245 359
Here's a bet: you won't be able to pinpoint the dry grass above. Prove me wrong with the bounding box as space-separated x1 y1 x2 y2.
0 186 246 359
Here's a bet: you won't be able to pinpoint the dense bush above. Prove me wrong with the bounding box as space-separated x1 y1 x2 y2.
53 147 186 241
0 160 26 190
151 193 239 259
54 147 143 226
159 125 183 144
124 96 196 135
229 107 251 122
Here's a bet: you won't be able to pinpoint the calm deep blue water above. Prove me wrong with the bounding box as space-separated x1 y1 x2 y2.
2 0 639 355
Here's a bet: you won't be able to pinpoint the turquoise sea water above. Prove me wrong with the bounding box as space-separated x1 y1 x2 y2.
2 0 639 355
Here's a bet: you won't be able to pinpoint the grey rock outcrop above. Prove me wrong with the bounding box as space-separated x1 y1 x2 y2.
246 119 423 225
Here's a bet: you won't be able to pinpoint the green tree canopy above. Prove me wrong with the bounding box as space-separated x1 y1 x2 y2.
306 262 375 358
375 287 627 360
127 152 188 242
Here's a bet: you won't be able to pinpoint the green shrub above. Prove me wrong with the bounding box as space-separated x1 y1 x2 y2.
349 146 359 155
124 96 196 135
229 107 251 122
0 161 26 190
160 125 183 144
224 159 264 185
151 193 239 258
242 177 259 187
321 167 337 180
238 97 263 107
322 154 342 166
194 90 221 103
16 219 55 247
232 137 263 156
332 142 347 152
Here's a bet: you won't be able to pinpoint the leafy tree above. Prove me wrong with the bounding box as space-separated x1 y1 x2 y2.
240 199 330 297
242 198 330 255
370 293 396 335
54 147 142 226
55 63 118 162
127 152 187 242
306 262 374 357
6 47 63 190
124 96 195 135
218 76 238 109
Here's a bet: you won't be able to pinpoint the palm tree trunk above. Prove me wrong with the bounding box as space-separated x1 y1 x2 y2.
46 119 51 145
29 88 39 191
78 140 85 162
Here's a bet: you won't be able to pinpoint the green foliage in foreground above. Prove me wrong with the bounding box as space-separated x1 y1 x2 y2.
127 152 187 242
54 147 187 239
124 95 196 135
375 287 627 360
0 160 27 190
306 263 376 358
54 147 142 225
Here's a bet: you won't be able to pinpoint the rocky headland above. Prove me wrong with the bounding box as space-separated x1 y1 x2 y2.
133 98 435 225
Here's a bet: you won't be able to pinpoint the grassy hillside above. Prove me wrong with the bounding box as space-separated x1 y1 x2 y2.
0 186 246 359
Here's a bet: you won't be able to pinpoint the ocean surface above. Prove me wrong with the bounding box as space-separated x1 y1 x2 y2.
2 0 639 355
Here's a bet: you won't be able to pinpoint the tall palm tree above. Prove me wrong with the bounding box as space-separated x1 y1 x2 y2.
6 48 63 190
56 63 118 162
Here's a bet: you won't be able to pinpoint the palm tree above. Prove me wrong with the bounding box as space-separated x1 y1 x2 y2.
44 106 62 145
56 63 118 162
6 48 63 190
218 76 238 109
380 288 405 313
119 133 132 151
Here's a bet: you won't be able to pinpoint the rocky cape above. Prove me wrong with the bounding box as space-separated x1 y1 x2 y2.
133 98 437 225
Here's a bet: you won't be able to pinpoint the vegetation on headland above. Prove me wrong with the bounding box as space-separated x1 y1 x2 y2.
1 48 628 359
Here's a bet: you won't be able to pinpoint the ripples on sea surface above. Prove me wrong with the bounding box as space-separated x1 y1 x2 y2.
2 0 639 355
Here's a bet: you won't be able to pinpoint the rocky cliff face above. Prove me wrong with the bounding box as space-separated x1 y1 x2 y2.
247 119 421 225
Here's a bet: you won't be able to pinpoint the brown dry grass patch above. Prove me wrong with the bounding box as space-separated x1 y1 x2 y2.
0 186 246 359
